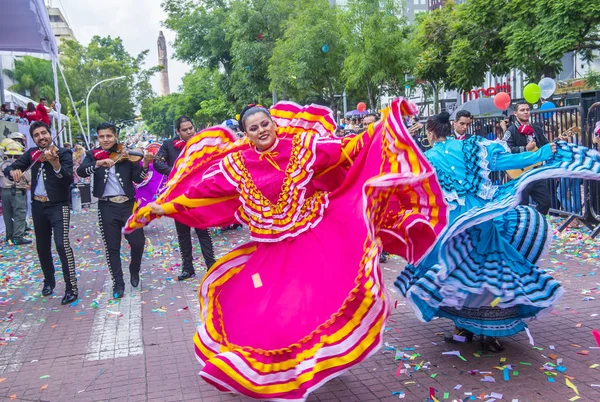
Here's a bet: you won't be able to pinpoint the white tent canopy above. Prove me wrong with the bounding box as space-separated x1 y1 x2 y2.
0 0 84 146
0 0 60 55
4 89 69 121
3 89 73 144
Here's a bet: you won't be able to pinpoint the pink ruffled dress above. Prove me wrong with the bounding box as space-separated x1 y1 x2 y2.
125 99 448 401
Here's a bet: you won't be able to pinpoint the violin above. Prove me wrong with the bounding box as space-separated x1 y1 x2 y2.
109 143 148 163
35 144 60 163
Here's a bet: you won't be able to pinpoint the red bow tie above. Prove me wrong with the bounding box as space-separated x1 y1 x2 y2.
518 124 534 136
93 149 111 160
174 139 185 150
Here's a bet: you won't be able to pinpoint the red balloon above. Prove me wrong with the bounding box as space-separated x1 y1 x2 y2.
357 102 367 113
493 92 511 111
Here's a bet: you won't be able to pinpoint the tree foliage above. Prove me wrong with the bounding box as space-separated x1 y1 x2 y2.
340 0 412 110
269 0 345 113
432 0 600 91
5 36 158 138
141 67 235 137
4 56 55 100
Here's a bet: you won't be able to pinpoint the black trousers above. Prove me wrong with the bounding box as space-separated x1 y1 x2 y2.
520 180 551 215
98 200 145 285
175 220 216 273
32 201 77 292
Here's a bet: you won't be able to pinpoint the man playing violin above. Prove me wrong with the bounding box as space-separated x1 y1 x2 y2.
153 115 216 280
77 122 153 299
3 121 78 305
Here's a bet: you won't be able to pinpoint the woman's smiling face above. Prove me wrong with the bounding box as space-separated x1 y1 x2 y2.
244 111 277 151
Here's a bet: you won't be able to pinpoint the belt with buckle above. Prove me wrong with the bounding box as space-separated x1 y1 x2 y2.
99 195 130 204
34 195 50 202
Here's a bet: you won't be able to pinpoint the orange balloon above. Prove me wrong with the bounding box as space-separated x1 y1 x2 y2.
357 102 367 113
493 92 511 111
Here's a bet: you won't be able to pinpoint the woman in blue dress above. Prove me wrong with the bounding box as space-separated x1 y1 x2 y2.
395 111 600 351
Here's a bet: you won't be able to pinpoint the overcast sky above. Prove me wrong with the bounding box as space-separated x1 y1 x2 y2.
55 0 190 94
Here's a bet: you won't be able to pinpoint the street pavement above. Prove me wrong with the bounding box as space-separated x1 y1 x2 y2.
0 210 599 402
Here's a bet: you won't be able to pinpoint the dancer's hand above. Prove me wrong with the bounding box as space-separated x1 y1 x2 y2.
148 202 166 216
550 142 557 153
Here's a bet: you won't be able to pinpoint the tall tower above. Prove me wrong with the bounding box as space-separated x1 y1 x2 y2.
157 31 170 96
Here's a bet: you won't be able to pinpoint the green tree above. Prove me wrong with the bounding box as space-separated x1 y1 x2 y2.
162 0 233 73
141 67 235 136
340 0 412 111
447 0 600 88
59 36 158 132
412 2 456 112
140 94 180 137
226 0 296 107
584 69 600 90
269 0 345 114
3 56 55 101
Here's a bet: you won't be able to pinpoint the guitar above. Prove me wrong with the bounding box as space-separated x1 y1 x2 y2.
505 126 579 180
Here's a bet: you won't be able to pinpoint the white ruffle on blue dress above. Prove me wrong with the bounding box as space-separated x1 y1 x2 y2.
395 136 600 337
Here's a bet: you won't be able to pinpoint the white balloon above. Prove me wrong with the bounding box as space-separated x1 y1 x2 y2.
538 77 556 99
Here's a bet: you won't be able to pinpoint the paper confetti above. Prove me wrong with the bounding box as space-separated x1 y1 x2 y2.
565 378 579 395
490 297 501 307
252 273 263 288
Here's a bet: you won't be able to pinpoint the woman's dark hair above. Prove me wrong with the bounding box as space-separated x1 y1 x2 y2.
239 104 271 132
27 102 35 112
426 111 451 139
175 115 193 131
97 122 117 134
29 121 50 136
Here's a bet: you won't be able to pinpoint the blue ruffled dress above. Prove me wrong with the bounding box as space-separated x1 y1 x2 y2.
395 136 600 337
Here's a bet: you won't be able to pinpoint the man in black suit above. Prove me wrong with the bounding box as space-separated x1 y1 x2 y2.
77 122 153 298
154 116 216 280
453 110 472 140
4 121 78 304
502 101 551 214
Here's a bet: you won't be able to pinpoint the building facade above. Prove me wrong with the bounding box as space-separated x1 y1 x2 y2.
47 6 76 46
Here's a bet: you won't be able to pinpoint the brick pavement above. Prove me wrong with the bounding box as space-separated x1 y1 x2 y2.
0 210 599 401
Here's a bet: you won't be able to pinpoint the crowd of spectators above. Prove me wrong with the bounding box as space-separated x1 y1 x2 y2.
1 98 53 125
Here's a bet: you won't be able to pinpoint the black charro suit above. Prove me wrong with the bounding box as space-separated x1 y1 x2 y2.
503 122 551 214
77 148 148 291
4 147 77 293
154 138 215 273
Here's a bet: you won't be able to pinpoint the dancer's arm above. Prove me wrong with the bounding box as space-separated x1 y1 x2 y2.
490 143 556 171
127 162 239 232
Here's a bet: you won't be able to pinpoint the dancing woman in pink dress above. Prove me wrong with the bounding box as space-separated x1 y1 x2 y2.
125 99 448 401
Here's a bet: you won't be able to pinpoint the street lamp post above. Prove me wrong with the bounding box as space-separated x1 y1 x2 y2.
85 75 126 145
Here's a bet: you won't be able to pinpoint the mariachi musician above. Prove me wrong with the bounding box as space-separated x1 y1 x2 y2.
502 101 551 214
3 121 78 304
77 122 153 299
153 115 216 280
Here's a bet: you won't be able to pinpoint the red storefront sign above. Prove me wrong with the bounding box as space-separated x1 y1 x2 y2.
462 82 512 102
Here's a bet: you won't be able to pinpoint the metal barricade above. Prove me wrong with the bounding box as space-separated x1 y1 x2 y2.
418 106 598 236
585 102 600 238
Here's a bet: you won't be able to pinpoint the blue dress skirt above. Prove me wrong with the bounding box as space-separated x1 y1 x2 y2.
395 137 600 337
